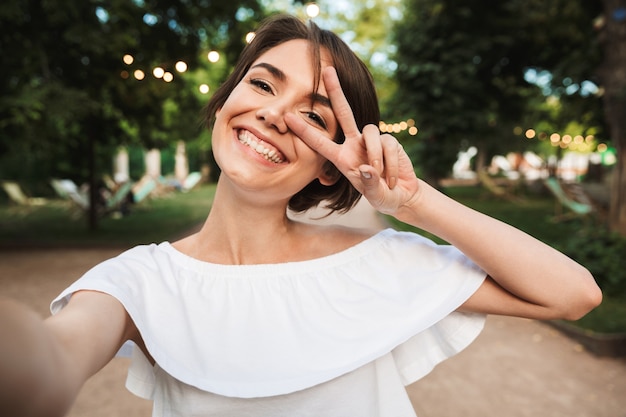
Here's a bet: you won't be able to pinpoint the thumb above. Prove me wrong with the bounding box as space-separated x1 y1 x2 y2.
358 164 385 204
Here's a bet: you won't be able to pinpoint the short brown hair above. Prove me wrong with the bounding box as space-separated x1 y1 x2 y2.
204 14 379 213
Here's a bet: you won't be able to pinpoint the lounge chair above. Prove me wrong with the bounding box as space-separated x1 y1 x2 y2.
50 179 89 209
1 181 47 206
132 176 157 203
182 171 202 192
543 177 594 221
50 178 134 215
477 170 524 202
104 181 133 212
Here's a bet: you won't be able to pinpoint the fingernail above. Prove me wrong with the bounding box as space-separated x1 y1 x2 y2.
360 170 372 179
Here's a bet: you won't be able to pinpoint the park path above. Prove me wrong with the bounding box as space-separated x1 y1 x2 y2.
1 197 624 416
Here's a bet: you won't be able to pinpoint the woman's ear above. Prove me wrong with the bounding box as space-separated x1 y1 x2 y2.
318 162 341 186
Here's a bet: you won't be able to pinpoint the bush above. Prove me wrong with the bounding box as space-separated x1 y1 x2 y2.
558 224 626 297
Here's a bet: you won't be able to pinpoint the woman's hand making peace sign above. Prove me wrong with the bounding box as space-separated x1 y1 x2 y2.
285 66 421 216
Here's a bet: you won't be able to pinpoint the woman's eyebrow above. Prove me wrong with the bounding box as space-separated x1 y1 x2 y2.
308 93 332 110
250 62 286 81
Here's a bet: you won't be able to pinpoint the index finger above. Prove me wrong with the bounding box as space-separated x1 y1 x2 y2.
322 67 361 139
284 112 340 162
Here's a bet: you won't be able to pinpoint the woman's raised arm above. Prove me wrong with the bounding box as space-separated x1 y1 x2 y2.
394 179 602 321
286 66 601 322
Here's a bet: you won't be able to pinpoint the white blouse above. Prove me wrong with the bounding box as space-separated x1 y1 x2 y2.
51 229 486 416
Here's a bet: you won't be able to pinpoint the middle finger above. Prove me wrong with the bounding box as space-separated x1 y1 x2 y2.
322 67 361 140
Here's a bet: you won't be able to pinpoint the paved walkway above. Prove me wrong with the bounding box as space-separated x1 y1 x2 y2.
1 198 625 416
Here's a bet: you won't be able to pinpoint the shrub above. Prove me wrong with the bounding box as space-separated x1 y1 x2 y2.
558 224 626 297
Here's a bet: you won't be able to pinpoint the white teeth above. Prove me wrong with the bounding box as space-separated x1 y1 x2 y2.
237 131 284 163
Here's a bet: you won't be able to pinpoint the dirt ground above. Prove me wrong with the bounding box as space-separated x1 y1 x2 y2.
2 199 625 416
2 247 625 417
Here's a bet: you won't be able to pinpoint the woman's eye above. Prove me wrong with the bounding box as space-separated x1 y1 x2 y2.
250 79 273 93
306 112 327 129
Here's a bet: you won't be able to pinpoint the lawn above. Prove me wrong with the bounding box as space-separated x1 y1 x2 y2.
1 181 624 334
0 183 216 247
387 185 578 246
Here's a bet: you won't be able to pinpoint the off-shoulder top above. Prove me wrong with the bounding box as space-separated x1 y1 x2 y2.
51 228 486 416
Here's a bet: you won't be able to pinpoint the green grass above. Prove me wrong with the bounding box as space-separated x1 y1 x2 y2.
1 181 624 334
387 185 579 247
570 296 626 334
0 184 216 247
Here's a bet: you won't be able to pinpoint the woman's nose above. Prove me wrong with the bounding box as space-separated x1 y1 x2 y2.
256 105 288 134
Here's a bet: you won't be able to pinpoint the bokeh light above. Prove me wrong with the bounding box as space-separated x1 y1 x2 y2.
306 3 320 18
207 51 220 63
153 67 165 78
175 61 188 73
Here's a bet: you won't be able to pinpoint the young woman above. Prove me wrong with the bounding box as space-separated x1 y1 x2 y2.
0 14 601 417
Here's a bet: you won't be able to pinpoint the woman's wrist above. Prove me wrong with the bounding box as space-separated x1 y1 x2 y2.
392 179 441 229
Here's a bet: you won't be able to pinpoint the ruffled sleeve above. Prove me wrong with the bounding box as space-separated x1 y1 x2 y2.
51 229 486 398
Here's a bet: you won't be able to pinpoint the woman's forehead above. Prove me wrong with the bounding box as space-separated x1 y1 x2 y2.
251 39 332 71
253 39 310 65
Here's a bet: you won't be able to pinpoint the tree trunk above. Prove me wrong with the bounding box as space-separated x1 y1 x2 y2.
612 146 626 235
87 132 98 231
599 0 626 235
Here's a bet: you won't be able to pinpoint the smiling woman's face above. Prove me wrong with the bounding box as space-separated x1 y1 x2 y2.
211 39 340 203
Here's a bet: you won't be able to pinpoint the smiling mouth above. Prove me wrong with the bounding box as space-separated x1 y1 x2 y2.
237 130 285 163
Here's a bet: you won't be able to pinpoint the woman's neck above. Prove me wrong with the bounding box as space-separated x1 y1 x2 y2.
172 177 375 265
173 178 303 264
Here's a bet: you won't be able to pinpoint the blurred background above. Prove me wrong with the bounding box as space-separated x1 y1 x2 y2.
0 1 625 415
1 0 625 330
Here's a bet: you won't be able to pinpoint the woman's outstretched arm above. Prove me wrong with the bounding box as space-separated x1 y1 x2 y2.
0 291 134 417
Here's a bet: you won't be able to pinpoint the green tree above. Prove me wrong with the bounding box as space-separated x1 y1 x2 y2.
597 0 626 235
0 0 264 229
391 0 530 183
391 0 603 184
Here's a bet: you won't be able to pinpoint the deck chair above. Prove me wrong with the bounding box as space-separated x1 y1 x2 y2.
1 181 47 206
132 176 157 203
51 178 135 216
182 171 202 192
50 179 89 209
543 177 594 221
104 181 133 212
477 170 524 203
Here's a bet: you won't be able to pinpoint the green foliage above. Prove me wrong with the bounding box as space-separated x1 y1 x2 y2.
570 296 626 334
558 225 626 297
515 0 602 86
391 0 604 180
0 0 266 229
0 0 265 185
332 0 403 108
391 0 534 179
